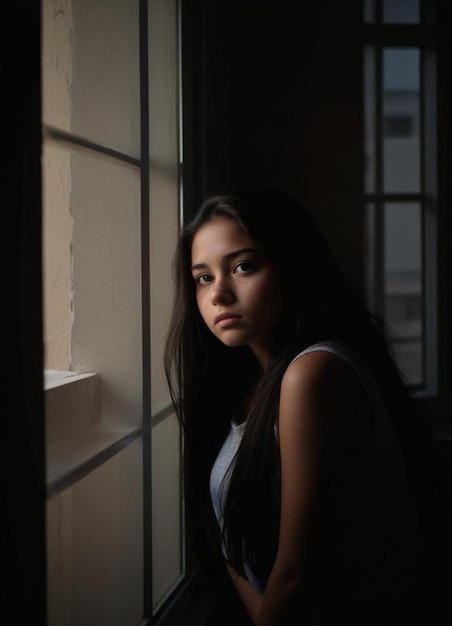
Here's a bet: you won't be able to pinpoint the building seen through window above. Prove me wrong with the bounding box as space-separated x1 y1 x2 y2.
364 0 429 387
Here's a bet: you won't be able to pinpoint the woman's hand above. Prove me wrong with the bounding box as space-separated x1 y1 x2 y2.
226 561 263 624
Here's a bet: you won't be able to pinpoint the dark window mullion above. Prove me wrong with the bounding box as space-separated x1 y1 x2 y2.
419 43 427 388
139 0 153 621
42 125 141 168
422 37 439 395
374 43 385 321
366 192 424 203
376 0 383 24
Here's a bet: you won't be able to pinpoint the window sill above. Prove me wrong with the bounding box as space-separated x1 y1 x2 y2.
45 370 100 443
45 370 141 497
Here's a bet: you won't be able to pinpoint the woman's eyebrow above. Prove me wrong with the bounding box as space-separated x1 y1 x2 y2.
191 247 261 272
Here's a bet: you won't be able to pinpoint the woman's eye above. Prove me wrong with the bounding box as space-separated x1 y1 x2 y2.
196 274 212 285
234 261 254 274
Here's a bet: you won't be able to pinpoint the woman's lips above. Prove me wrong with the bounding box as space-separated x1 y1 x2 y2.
215 314 241 327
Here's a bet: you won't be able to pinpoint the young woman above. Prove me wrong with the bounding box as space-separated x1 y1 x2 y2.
164 190 449 625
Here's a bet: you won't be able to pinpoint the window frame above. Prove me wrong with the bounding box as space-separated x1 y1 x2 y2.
1 2 46 622
362 1 447 412
41 0 197 622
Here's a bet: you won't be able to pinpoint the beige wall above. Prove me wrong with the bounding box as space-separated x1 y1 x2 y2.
42 0 73 370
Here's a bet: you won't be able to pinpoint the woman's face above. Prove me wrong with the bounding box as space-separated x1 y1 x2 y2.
191 216 283 367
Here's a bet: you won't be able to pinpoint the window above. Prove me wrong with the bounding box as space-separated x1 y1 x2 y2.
363 0 438 392
42 0 186 622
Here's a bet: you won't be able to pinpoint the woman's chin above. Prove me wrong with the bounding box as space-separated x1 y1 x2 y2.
217 334 247 349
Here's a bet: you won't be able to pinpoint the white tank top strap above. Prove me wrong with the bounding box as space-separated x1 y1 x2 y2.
287 341 383 419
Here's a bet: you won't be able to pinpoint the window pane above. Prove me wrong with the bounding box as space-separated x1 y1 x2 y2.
365 202 381 312
42 0 140 158
70 152 142 427
152 414 183 608
42 145 143 424
384 203 423 385
47 439 144 625
148 0 184 613
383 0 420 23
383 48 420 193
42 144 73 370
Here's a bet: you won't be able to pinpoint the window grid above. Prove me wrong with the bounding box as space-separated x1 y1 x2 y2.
363 6 434 389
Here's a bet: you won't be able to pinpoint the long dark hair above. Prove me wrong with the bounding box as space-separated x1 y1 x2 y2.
164 189 440 584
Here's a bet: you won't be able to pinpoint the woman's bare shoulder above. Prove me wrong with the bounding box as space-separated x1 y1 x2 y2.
282 348 358 394
280 348 373 462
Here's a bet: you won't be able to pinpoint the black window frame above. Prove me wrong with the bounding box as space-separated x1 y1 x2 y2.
363 0 451 429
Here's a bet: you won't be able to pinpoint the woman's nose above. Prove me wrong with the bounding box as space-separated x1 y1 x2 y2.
211 277 236 305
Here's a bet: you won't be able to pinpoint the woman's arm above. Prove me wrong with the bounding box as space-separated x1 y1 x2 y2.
255 350 373 625
226 561 263 624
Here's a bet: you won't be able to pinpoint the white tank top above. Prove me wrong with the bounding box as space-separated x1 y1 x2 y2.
209 342 423 613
